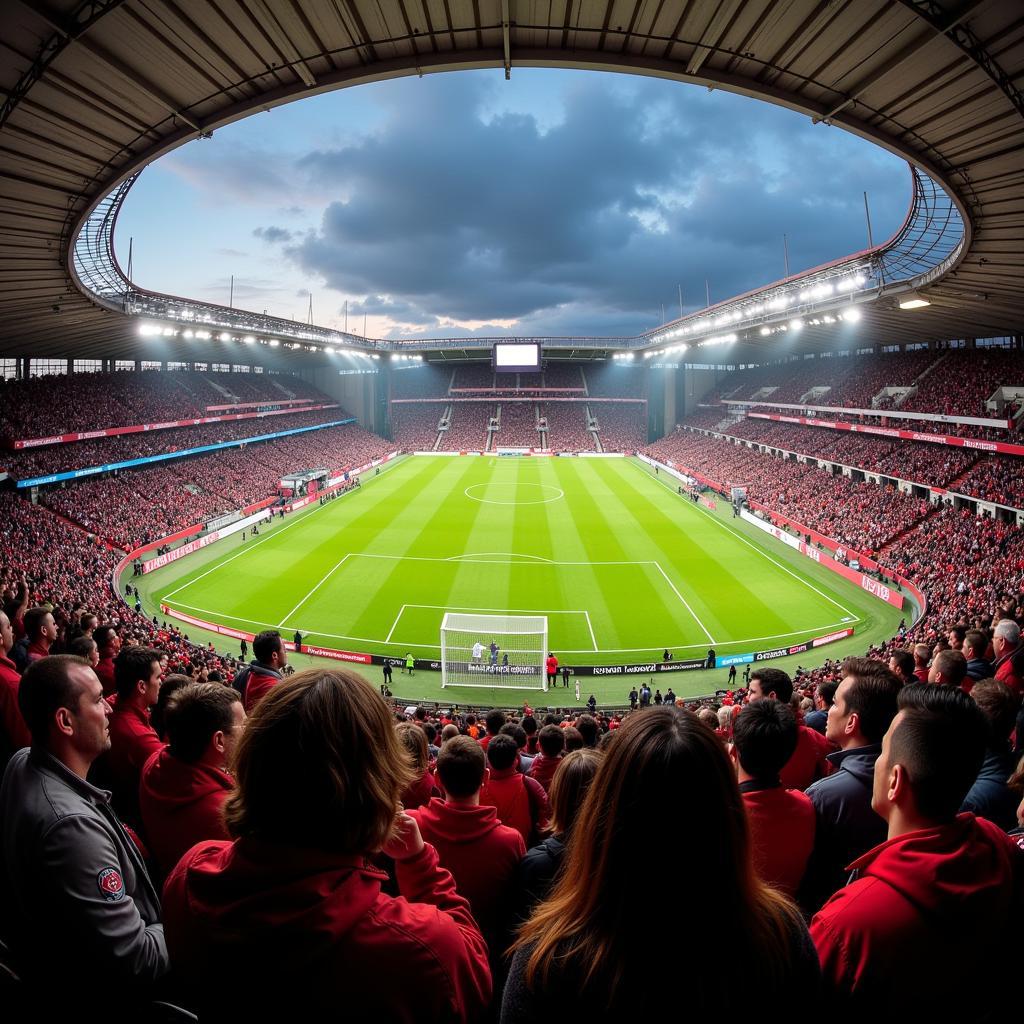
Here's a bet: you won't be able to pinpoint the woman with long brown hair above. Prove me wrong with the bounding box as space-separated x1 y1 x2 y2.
502 706 819 1021
162 667 492 1021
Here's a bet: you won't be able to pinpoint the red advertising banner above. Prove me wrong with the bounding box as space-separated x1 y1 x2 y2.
160 605 371 663
9 403 340 450
747 412 1024 458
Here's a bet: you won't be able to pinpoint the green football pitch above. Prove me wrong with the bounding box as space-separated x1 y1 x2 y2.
140 454 907 703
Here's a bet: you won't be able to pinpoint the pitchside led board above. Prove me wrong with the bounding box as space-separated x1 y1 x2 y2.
492 342 541 373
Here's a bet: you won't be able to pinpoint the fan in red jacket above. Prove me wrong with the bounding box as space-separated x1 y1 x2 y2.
96 646 165 826
731 699 815 899
480 734 550 846
0 611 30 762
139 682 244 877
992 619 1023 697
747 668 833 789
92 624 121 697
811 684 1022 1019
526 724 566 794
162 666 491 1022
409 736 525 948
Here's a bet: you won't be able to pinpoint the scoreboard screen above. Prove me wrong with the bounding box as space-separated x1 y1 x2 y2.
492 342 540 373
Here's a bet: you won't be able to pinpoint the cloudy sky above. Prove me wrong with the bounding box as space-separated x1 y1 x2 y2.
117 68 909 340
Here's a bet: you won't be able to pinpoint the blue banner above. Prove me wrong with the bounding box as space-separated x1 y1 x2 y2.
16 418 355 488
716 653 755 668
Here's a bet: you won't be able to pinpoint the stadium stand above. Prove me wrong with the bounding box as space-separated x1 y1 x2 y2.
541 403 594 451
495 402 540 448
0 369 333 441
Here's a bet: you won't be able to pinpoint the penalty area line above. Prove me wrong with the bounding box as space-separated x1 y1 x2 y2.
652 561 716 645
275 553 351 627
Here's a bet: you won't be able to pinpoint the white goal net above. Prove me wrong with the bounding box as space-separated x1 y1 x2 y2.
440 612 549 690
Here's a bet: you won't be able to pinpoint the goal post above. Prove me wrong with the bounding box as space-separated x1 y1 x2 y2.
440 612 549 691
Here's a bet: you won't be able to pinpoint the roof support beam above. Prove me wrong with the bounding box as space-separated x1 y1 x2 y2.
815 0 986 123
24 1 206 133
501 0 511 79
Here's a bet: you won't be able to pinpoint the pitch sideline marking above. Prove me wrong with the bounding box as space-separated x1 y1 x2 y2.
276 553 351 627
652 560 717 645
159 457 402 602
165 600 857 655
633 460 859 620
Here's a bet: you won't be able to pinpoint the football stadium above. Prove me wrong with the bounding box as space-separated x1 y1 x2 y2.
1 1 1022 1019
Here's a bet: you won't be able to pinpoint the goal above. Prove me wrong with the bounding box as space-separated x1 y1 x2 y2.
440 612 549 691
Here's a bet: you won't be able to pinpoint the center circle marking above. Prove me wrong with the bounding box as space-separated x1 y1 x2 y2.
464 482 565 506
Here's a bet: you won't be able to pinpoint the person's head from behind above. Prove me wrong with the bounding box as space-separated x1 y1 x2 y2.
395 720 430 775
927 648 967 687
548 748 602 840
872 683 988 830
731 700 797 783
18 655 110 771
484 708 505 736
151 672 194 740
500 722 528 751
440 723 460 744
165 682 245 767
114 645 163 705
517 706 797 1001
223 668 414 854
486 733 519 771
575 714 599 748
970 678 1018 748
747 668 793 704
563 726 584 752
436 736 486 800
826 659 903 749
67 635 99 668
538 723 565 758
887 649 915 684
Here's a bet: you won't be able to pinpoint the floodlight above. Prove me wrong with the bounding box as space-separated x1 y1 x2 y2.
760 327 771 336
218 332 230 341
789 318 804 330
899 291 930 310
243 335 255 344
183 330 194 338
842 307 862 322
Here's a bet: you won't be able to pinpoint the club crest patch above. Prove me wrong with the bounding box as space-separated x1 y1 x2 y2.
97 867 124 901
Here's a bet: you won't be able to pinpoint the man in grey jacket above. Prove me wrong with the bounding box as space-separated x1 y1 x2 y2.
0 655 168 996
801 657 904 912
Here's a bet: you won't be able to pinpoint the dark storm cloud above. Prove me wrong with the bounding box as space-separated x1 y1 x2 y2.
265 74 908 336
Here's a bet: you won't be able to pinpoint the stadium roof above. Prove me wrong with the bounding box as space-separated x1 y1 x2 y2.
1 0 1022 365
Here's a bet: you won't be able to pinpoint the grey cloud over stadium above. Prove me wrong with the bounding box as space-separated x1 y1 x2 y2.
204 73 910 338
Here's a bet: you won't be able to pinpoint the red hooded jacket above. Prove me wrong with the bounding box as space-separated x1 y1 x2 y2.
408 798 525 938
138 748 232 876
781 725 833 791
810 813 1021 1018
480 766 550 845
526 752 562 793
740 782 816 899
0 653 30 755
163 837 492 1022
102 702 164 825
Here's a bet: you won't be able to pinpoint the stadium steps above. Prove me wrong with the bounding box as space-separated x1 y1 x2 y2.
38 502 128 553
269 377 296 399
912 350 949 387
580 368 590 396
876 505 940 560
446 368 457 395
